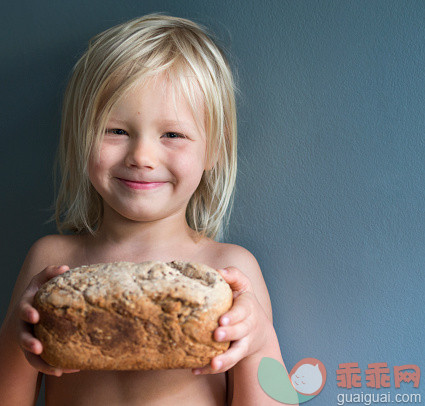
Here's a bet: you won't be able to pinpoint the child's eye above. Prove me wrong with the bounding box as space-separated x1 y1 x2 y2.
162 132 186 139
106 128 128 135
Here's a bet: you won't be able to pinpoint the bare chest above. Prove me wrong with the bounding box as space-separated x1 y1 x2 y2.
45 369 227 406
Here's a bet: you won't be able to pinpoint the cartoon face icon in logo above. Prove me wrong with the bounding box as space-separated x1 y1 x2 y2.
290 360 325 396
258 357 327 404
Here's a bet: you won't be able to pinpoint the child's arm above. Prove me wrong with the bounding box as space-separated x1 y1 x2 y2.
193 246 298 406
0 236 73 406
224 257 296 406
227 327 292 406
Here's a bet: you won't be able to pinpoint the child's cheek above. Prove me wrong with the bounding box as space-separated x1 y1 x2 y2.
170 147 204 174
170 152 205 192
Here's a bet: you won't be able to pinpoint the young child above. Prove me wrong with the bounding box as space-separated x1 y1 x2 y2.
0 14 292 406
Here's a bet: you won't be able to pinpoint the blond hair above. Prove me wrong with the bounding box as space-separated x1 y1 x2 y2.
46 13 238 241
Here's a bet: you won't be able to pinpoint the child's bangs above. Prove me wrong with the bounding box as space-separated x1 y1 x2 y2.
165 63 209 141
162 53 221 168
90 68 147 157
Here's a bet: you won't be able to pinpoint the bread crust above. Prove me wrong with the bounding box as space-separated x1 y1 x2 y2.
33 261 233 370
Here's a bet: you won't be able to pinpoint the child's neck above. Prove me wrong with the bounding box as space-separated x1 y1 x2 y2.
88 206 203 259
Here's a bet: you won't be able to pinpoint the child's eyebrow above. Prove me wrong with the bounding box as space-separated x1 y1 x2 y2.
108 118 199 132
108 118 127 124
157 119 196 129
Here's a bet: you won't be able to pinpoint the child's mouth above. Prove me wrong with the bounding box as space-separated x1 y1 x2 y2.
117 178 165 190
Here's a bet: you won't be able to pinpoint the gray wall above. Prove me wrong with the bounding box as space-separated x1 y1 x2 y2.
2 1 424 404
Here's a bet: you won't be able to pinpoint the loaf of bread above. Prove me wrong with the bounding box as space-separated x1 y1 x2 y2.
33 261 233 370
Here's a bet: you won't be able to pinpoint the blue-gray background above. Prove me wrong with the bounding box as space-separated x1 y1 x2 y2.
2 1 424 405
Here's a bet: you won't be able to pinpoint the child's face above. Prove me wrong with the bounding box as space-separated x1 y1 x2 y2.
88 74 208 224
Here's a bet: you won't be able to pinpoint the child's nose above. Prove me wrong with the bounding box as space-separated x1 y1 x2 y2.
125 137 159 168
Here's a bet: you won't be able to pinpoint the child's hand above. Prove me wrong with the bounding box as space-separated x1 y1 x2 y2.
16 265 80 377
192 266 273 375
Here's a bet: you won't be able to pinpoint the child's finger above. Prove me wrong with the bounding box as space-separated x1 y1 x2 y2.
217 267 252 294
212 339 248 372
22 345 80 375
20 265 70 308
19 323 80 375
215 319 251 343
33 265 70 288
20 330 42 354
23 350 64 377
19 287 40 310
18 319 42 353
19 303 39 324
18 266 70 326
219 297 250 327
24 265 70 296
192 339 247 375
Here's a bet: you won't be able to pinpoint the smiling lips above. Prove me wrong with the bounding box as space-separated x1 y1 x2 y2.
117 178 166 190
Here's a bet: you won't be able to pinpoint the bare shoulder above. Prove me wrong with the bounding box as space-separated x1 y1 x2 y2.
29 233 71 254
24 233 85 280
2 234 75 328
24 235 63 274
212 242 273 324
28 234 76 268
215 242 260 271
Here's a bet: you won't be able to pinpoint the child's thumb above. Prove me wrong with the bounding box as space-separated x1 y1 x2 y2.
217 267 252 293
34 265 70 288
